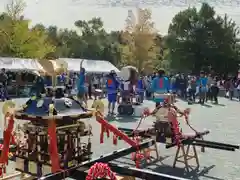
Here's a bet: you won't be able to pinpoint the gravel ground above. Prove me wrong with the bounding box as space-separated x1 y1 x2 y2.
1 97 240 180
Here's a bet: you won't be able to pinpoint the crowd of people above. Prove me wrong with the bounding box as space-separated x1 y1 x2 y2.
145 71 240 103
0 66 240 111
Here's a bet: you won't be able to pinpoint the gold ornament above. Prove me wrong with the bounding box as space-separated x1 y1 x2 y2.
2 100 16 115
49 104 55 116
91 100 104 115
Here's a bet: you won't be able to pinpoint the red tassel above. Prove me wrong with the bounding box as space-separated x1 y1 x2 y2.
100 132 104 144
100 124 104 143
131 152 136 160
113 135 117 145
0 114 14 164
0 168 2 177
135 160 140 168
106 129 110 138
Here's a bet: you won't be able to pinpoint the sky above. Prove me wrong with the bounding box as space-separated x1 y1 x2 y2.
1 0 240 35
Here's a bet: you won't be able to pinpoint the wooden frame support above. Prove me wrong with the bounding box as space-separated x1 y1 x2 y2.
173 144 199 172
0 171 33 180
142 136 159 163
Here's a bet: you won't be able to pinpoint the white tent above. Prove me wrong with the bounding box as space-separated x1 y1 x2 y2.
59 58 119 73
0 57 120 73
0 57 42 71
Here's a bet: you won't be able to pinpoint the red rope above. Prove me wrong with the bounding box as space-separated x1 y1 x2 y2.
86 163 117 180
168 106 199 145
168 108 182 145
131 135 145 168
130 107 152 168
100 124 104 144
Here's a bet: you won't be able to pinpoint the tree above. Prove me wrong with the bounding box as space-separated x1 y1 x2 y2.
0 0 55 59
5 0 25 20
166 3 240 74
74 17 122 66
120 8 160 72
74 17 106 59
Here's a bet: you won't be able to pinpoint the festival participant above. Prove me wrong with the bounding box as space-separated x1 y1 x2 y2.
136 75 145 103
197 71 208 104
206 74 214 102
211 78 219 104
106 70 119 114
77 60 87 107
187 76 197 103
151 68 170 107
236 78 240 101
30 74 45 97
0 68 9 101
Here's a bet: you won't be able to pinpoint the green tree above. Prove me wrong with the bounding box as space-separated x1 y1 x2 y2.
74 17 106 59
0 0 55 59
166 3 240 74
74 17 122 66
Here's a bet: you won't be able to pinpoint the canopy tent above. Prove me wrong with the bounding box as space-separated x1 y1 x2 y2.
0 57 120 74
0 57 42 72
59 58 119 73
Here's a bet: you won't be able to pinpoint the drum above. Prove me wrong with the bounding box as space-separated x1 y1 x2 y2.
118 104 134 116
118 66 138 85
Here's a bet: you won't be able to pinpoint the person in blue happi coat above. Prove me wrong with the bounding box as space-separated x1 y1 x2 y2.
196 71 208 104
106 70 119 114
77 60 88 106
151 69 170 107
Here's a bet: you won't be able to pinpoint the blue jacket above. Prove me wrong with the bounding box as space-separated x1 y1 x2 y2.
77 72 85 92
197 77 208 92
151 76 169 103
151 76 169 93
136 79 144 93
106 77 119 94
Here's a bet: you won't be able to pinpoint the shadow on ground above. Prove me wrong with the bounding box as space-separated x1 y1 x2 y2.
112 156 224 180
115 115 139 122
151 164 224 180
104 114 139 122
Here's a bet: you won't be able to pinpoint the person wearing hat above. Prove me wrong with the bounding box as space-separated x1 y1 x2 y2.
106 70 119 114
151 68 170 107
